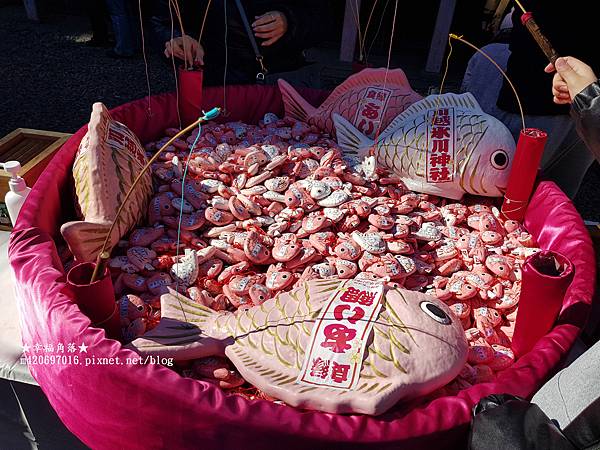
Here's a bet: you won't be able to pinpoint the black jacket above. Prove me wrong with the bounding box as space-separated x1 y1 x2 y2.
470 394 600 450
497 5 600 116
151 0 330 85
572 81 600 164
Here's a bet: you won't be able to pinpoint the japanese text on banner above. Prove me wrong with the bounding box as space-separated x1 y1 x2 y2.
354 87 392 137
297 279 384 390
426 107 455 183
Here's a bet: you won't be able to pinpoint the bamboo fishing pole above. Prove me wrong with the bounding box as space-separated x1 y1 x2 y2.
513 0 560 64
90 107 221 283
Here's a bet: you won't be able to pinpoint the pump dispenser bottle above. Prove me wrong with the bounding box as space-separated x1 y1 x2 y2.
1 161 31 226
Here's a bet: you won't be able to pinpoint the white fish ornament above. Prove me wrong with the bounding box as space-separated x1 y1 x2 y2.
334 93 516 200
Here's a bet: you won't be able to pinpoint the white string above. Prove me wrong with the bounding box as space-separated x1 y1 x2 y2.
173 123 203 324
138 0 152 117
365 0 390 65
360 0 379 63
351 0 364 61
168 0 182 128
373 0 399 141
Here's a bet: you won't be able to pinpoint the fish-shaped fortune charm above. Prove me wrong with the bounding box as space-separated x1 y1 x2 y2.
334 93 516 200
126 278 468 415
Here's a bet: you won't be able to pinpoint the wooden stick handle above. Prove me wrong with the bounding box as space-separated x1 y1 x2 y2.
522 13 559 64
90 251 110 285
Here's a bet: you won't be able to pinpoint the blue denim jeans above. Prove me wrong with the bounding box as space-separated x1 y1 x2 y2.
105 0 139 56
461 43 594 198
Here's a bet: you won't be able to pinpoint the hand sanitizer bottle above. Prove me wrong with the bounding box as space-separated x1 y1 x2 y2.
1 161 32 226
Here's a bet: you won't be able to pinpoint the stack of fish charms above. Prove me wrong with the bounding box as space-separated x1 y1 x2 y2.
107 113 540 390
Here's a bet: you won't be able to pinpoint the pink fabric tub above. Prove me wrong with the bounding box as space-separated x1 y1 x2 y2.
8 86 596 450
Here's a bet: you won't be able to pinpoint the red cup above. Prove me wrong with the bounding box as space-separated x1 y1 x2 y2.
178 66 204 127
511 250 574 357
501 128 547 221
67 262 121 340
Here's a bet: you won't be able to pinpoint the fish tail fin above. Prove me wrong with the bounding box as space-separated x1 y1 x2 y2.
333 113 374 160
60 220 112 262
278 79 317 122
125 289 227 360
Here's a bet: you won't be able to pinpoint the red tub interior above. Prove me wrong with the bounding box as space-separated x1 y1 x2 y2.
8 86 596 450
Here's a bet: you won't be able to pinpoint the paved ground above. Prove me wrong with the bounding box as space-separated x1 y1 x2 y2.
1 3 599 222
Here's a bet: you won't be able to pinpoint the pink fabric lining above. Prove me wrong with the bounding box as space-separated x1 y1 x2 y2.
8 87 596 449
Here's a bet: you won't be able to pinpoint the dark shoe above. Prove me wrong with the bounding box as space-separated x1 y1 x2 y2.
105 49 136 59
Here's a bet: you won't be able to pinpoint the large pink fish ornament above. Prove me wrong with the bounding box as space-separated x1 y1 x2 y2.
334 93 516 200
127 278 468 415
61 103 153 262
278 68 422 138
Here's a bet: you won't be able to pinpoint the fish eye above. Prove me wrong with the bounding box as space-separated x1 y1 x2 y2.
420 301 452 325
491 150 509 170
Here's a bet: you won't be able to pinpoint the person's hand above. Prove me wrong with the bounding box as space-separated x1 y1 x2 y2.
252 11 288 46
544 57 597 105
165 35 204 66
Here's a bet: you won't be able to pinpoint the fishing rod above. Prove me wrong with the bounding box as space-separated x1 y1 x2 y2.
513 0 559 64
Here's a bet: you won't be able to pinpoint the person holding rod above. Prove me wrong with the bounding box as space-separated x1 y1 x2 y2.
545 56 600 162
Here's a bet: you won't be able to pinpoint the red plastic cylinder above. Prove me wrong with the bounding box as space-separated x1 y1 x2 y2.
66 262 120 340
501 128 547 221
520 11 533 25
178 66 204 127
512 250 574 357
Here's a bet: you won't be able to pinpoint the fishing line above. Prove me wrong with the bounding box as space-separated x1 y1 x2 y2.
372 0 399 149
351 0 364 61
170 0 189 70
168 0 183 128
359 0 379 64
448 34 526 130
437 36 454 98
365 0 390 63
173 122 203 324
381 0 399 89
431 35 455 124
513 0 527 14
138 0 152 117
198 0 213 43
90 113 218 283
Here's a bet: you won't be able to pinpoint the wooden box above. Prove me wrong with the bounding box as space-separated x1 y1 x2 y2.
0 129 71 230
